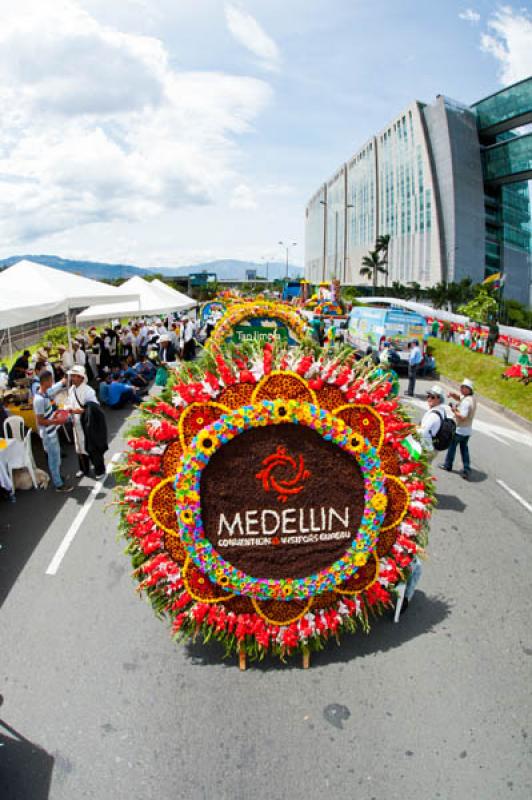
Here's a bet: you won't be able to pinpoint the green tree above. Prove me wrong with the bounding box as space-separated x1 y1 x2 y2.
341 285 360 304
387 280 408 299
503 299 532 329
360 250 387 295
426 281 449 309
406 281 423 301
458 286 498 323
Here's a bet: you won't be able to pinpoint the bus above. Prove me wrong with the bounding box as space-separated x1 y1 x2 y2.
346 305 429 363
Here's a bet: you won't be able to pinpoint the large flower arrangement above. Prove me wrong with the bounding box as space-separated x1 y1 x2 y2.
207 300 309 349
116 344 434 663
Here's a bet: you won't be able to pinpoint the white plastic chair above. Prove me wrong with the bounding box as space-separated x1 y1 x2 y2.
7 430 39 494
3 415 25 442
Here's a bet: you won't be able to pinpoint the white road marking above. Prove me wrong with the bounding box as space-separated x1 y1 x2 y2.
484 431 510 446
45 453 121 576
496 479 532 514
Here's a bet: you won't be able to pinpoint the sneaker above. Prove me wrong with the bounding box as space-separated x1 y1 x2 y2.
55 484 74 493
461 471 471 481
75 470 85 478
439 464 452 472
95 473 106 480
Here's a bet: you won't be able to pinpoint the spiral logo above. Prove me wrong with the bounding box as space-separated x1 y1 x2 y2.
255 445 311 503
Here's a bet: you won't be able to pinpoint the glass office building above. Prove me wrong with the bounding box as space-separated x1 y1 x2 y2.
305 77 532 305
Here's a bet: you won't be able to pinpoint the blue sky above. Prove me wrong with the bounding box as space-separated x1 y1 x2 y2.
0 0 530 268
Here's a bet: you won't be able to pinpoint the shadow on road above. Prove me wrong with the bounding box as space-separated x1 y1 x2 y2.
184 591 451 671
0 716 54 800
466 469 488 484
0 406 133 610
435 494 467 512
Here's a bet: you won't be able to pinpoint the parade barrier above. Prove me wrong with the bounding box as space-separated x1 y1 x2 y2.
116 328 434 667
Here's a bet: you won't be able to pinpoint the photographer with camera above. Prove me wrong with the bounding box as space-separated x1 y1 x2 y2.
440 378 477 480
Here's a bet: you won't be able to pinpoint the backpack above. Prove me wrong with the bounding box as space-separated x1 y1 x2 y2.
431 409 456 451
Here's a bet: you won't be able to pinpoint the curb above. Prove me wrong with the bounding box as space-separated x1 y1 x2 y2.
438 375 532 434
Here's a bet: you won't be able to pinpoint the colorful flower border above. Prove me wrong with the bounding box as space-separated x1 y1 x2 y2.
175 400 386 601
207 300 309 349
116 344 435 662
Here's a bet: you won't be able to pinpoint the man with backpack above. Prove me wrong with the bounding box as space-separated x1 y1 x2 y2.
419 384 455 459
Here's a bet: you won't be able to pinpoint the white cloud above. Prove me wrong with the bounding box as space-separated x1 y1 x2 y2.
459 9 481 24
0 0 272 244
480 6 532 84
230 183 258 210
225 4 281 73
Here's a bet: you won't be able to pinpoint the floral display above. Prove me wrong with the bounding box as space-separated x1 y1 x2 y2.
116 343 435 664
207 300 310 349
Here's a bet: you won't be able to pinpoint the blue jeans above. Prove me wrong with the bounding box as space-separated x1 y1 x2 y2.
444 433 471 473
43 432 63 488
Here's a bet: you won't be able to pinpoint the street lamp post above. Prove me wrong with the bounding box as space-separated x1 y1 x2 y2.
278 241 297 279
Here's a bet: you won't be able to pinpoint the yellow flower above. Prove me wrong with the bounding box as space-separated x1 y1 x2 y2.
354 553 368 567
196 430 218 455
179 509 194 525
371 492 388 512
272 401 290 423
348 433 364 452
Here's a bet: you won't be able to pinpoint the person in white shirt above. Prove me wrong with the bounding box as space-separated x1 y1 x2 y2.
120 328 135 359
65 365 105 478
72 341 86 367
58 344 73 373
182 317 195 361
419 384 449 459
441 378 477 480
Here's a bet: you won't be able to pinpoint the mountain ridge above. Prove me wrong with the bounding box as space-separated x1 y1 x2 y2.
0 255 303 281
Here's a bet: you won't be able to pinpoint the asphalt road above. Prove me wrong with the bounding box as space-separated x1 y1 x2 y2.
1 376 531 800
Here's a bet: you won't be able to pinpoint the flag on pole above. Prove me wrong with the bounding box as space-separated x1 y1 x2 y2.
483 272 501 285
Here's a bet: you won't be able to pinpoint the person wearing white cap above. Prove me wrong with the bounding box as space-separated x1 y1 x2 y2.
441 378 477 480
158 334 176 364
65 365 106 478
419 384 452 459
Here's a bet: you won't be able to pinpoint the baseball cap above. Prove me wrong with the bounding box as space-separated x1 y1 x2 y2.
461 378 474 390
427 384 444 399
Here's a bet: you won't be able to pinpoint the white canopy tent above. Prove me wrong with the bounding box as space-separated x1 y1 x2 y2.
151 278 198 311
0 260 140 353
76 276 196 323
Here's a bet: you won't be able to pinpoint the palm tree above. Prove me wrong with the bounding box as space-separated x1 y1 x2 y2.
389 280 407 298
376 234 391 288
376 234 391 260
426 281 449 309
407 281 423 301
361 250 388 295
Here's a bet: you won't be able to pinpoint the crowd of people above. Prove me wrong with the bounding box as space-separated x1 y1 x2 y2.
2 312 203 495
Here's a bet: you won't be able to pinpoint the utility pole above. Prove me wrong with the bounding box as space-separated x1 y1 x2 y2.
278 241 297 280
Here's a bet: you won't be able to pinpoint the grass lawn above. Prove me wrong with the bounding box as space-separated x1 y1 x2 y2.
429 337 531 421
